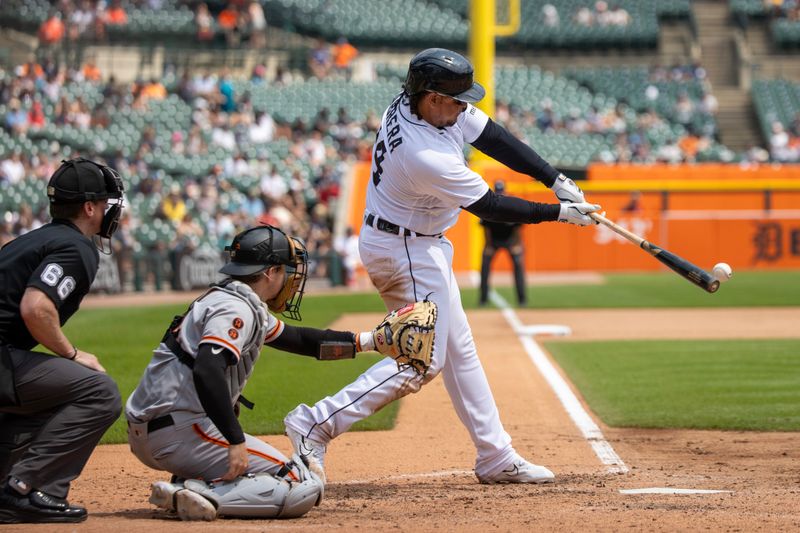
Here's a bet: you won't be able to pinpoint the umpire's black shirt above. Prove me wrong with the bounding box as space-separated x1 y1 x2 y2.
0 219 98 349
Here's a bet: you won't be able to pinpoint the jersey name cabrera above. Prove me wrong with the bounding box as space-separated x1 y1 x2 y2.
365 93 491 236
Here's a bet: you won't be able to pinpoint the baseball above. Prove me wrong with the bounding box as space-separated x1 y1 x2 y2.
712 262 733 282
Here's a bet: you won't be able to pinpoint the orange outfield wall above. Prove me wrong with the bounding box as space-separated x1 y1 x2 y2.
348 162 800 274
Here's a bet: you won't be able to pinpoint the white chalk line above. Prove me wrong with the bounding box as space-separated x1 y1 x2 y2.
489 289 629 475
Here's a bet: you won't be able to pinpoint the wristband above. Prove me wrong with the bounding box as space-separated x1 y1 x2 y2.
66 347 78 360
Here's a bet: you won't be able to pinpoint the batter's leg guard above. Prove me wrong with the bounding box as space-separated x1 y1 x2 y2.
183 472 322 519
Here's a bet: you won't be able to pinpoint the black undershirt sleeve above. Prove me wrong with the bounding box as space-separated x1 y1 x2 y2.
267 324 356 358
470 118 560 187
193 344 245 445
465 189 561 224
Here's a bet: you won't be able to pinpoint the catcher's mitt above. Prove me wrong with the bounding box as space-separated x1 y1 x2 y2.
372 300 437 375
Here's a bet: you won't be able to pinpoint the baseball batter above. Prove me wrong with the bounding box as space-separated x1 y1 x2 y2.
126 225 425 520
285 48 600 484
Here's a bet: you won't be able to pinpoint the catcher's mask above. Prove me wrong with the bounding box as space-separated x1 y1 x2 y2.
403 48 485 103
48 158 125 250
220 225 308 320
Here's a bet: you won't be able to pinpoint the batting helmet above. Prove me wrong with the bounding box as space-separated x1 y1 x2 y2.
403 48 485 103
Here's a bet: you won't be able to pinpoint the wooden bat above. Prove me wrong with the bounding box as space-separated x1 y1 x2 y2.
589 212 720 293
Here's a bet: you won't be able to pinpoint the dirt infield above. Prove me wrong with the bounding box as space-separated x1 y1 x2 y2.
5 307 799 531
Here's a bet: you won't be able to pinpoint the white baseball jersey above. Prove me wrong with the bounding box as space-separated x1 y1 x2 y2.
365 93 490 235
126 281 283 422
286 91 524 480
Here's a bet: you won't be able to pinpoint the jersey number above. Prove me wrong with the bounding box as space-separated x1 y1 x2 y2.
372 140 386 186
40 263 76 300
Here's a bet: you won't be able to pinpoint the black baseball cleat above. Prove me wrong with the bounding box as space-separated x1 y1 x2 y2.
0 485 88 523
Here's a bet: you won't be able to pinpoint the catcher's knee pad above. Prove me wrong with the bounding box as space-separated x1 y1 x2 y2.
184 473 322 519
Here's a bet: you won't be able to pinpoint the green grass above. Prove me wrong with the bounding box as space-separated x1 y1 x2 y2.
58 270 800 443
63 292 390 444
469 270 800 308
545 339 800 431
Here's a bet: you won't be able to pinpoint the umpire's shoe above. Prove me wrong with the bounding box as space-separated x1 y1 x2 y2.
0 484 87 523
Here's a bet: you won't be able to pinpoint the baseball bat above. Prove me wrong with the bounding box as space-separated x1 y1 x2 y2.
589 212 720 294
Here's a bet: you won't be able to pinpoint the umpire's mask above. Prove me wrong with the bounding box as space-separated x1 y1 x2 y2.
220 225 309 320
48 158 125 250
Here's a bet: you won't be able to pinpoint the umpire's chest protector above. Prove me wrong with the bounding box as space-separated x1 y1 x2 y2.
214 281 271 401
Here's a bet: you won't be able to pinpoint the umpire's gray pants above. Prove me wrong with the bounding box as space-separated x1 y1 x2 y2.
0 346 121 498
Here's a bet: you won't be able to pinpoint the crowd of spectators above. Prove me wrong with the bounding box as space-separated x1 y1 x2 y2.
572 2 631 27
763 0 800 20
32 0 271 54
0 55 377 290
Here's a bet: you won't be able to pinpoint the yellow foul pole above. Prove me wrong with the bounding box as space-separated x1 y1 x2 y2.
469 0 496 121
468 0 519 271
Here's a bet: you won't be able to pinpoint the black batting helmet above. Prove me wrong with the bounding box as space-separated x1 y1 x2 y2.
403 48 485 103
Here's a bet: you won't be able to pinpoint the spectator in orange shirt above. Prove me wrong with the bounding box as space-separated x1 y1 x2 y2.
18 60 45 80
140 78 167 102
82 58 102 83
38 10 65 47
218 3 241 46
105 0 128 26
332 37 358 79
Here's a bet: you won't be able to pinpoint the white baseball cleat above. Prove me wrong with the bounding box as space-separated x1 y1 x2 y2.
149 481 182 511
285 427 327 484
175 488 217 521
477 458 555 484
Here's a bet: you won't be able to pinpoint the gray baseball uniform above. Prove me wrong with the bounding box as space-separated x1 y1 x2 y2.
126 281 293 481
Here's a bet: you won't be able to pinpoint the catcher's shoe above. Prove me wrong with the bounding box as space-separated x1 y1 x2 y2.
285 427 327 484
149 481 182 511
175 488 217 521
477 458 555 485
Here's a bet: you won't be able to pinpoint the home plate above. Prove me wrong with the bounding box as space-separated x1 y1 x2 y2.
620 488 734 495
516 324 572 337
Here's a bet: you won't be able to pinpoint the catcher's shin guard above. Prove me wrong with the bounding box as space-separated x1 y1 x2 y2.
183 473 322 519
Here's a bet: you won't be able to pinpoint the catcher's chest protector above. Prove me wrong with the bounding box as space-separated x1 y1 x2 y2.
213 281 270 400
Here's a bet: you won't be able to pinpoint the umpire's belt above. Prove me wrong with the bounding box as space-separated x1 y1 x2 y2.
364 213 442 238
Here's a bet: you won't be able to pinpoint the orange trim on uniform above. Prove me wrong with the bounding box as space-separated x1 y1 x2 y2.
200 336 241 357
263 319 284 343
192 424 299 482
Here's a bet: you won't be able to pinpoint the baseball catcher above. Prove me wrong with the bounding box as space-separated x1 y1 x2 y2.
125 225 436 521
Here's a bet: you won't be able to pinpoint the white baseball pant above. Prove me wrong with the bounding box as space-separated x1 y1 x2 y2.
285 224 517 478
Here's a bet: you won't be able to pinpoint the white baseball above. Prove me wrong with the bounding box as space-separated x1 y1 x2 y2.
712 262 732 282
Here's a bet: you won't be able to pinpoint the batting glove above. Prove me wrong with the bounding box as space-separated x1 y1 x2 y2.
558 202 602 226
550 173 585 203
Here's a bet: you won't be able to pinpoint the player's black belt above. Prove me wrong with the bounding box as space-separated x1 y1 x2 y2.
364 213 442 238
147 414 174 433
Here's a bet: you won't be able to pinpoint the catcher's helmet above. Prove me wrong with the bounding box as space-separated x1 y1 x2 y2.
403 48 485 103
220 225 309 320
220 226 300 276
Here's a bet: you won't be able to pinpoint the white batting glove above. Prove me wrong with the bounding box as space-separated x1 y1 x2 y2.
558 202 602 226
550 173 585 203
